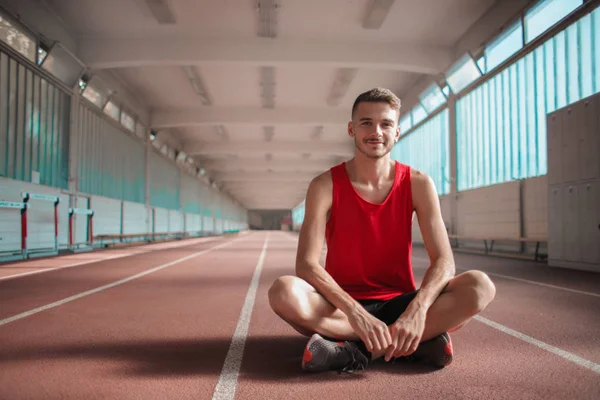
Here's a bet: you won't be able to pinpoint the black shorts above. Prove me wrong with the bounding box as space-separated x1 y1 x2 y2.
357 291 419 326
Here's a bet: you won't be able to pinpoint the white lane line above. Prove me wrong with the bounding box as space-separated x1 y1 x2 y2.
475 316 600 374
212 233 270 400
0 236 245 327
412 256 600 298
0 237 218 282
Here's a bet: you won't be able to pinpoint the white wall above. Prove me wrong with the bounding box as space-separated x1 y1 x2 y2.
523 175 548 238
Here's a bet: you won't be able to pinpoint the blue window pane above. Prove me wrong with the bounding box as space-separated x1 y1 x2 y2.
442 85 451 97
419 83 447 113
525 0 583 43
446 53 482 94
392 109 450 195
411 104 428 126
456 6 599 192
485 22 524 72
399 114 412 134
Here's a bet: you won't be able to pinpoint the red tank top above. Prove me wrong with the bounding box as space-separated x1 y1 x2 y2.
324 161 416 301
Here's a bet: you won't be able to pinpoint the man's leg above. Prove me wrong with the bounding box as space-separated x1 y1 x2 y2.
268 270 496 357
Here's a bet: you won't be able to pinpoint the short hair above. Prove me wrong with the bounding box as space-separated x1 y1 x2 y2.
351 88 402 119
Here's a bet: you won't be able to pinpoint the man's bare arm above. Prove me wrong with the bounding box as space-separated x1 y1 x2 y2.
385 171 455 360
295 173 392 354
408 172 455 314
295 173 357 316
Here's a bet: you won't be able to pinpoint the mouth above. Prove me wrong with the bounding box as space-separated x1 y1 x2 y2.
365 140 384 146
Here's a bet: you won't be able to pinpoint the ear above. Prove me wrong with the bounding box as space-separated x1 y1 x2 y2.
347 121 354 138
394 126 400 142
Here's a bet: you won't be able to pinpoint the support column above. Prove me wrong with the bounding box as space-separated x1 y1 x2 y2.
145 138 151 233
67 87 80 193
448 95 458 235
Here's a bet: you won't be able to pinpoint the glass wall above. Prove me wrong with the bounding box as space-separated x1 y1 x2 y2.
391 109 450 195
456 5 600 191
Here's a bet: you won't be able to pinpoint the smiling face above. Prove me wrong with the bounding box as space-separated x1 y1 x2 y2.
348 101 400 159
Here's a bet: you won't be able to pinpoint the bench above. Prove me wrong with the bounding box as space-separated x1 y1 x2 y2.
94 231 195 247
447 234 547 261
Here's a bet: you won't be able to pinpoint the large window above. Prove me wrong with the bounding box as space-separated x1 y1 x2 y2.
456 6 600 191
391 109 450 195
484 22 524 72
445 53 482 94
0 13 36 63
525 0 583 43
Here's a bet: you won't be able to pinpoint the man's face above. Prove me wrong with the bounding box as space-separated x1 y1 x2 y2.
348 102 400 159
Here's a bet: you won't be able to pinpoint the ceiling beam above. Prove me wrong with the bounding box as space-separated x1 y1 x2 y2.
151 107 350 128
186 141 354 157
78 37 453 74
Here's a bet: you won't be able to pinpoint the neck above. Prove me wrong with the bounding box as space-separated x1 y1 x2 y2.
347 153 394 186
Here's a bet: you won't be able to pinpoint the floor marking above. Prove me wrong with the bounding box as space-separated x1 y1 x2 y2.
0 236 245 327
412 256 600 298
212 233 269 400
475 316 600 374
0 237 217 282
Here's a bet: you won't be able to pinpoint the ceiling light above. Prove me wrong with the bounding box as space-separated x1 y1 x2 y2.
145 0 177 24
182 65 212 105
362 0 395 29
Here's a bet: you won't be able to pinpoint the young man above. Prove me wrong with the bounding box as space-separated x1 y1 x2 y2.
268 88 496 373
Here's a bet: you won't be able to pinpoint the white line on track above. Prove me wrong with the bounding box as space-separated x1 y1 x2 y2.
212 233 270 400
0 237 218 282
475 316 600 374
0 235 246 327
412 256 600 298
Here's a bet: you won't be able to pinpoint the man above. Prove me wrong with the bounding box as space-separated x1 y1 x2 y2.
268 88 496 373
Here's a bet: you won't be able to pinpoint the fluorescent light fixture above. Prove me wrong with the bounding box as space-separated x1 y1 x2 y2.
263 126 275 142
362 0 396 29
327 68 358 106
145 0 177 24
40 42 86 88
182 65 212 105
260 66 276 108
256 0 279 38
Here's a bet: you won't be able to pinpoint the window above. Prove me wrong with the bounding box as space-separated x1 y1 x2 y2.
441 85 451 97
0 13 36 62
103 100 120 121
391 110 450 195
525 0 583 43
419 83 447 113
445 53 482 94
411 104 428 126
399 114 412 134
484 22 524 72
456 6 600 191
40 42 85 87
120 111 136 132
82 76 112 109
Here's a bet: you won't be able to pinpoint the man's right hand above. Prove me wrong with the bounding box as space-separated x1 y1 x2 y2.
347 307 392 355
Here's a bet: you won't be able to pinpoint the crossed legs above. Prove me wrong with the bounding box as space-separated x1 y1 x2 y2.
268 270 496 358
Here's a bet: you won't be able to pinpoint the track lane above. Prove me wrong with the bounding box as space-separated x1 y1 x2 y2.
410 248 600 365
0 237 233 320
235 234 600 399
0 232 267 399
0 237 221 281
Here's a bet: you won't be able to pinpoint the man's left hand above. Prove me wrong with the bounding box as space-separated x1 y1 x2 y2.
384 309 427 362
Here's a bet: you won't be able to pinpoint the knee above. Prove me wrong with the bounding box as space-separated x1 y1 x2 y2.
459 270 496 314
268 275 302 316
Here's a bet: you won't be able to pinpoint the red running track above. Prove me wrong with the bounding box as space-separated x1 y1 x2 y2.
1 231 599 399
